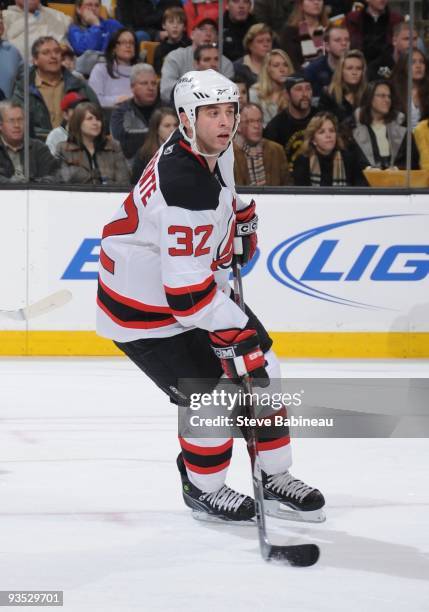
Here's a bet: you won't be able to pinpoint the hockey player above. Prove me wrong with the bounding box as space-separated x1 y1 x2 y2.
96 69 325 524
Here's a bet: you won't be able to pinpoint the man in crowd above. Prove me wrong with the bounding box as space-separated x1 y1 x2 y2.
345 0 403 65
0 100 58 183
194 43 219 71
223 0 256 62
234 102 290 186
367 21 418 81
12 36 98 141
110 63 159 162
0 9 22 100
264 74 316 173
2 0 71 61
303 25 350 99
160 17 234 103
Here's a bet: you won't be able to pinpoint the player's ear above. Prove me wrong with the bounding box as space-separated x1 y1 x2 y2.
179 111 190 131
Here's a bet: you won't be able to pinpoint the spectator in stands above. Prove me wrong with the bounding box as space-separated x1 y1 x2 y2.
110 63 159 162
88 28 139 109
183 0 218 38
390 49 429 130
0 101 59 183
325 0 354 18
57 101 129 184
194 43 219 71
351 80 419 183
154 7 190 76
68 0 122 57
233 23 273 88
115 0 182 41
0 8 23 99
293 111 357 185
3 0 71 61
368 22 418 81
232 76 249 107
279 0 329 69
264 73 316 172
253 0 293 34
160 17 233 103
303 25 350 99
318 49 367 123
345 0 403 66
60 45 83 79
46 91 87 155
223 0 256 62
131 107 178 183
249 49 293 127
234 102 291 186
414 99 429 171
12 36 98 141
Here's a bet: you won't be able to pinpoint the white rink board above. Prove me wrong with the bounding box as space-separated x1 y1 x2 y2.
1 190 429 332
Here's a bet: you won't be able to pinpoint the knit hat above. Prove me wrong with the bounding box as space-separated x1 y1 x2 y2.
60 92 87 112
285 73 312 93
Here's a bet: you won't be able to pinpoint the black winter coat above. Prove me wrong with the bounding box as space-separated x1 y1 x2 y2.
0 137 59 182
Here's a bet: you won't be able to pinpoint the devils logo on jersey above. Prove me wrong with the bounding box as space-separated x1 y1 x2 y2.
211 209 235 271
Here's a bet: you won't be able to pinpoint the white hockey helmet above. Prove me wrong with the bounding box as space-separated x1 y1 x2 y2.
174 69 240 157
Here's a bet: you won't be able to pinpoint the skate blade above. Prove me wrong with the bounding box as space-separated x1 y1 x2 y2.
191 510 256 526
264 500 326 523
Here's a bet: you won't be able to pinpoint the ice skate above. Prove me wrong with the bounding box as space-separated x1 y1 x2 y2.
177 454 255 525
262 469 326 523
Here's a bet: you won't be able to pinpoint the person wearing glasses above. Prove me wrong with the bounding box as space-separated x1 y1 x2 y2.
88 28 139 109
351 79 419 184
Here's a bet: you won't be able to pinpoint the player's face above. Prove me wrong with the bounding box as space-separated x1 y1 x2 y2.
241 106 263 145
342 57 364 86
158 113 178 143
193 103 236 154
312 119 336 155
0 106 25 146
80 110 102 139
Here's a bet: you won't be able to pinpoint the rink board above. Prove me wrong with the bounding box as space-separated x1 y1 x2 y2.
1 189 429 357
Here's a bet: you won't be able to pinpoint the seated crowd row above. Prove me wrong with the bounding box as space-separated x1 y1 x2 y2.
0 0 429 187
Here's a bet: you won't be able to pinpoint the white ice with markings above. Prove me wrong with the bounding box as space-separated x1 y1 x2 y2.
0 358 428 611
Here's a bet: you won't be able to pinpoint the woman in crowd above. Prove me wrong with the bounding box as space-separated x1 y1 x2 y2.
68 0 123 56
57 102 130 185
351 80 419 182
233 23 273 88
131 107 178 183
390 49 429 129
293 111 357 185
88 28 139 108
249 49 294 127
413 97 429 171
318 50 367 124
279 0 329 68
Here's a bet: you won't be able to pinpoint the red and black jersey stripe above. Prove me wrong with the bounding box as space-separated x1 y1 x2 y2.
179 437 233 474
97 277 176 329
164 275 216 317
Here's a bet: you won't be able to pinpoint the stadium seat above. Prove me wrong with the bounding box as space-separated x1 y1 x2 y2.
140 41 160 67
48 2 109 19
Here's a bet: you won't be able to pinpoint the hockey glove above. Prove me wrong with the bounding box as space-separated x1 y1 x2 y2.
209 328 270 388
234 200 258 265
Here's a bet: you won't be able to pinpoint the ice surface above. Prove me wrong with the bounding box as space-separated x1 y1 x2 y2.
0 358 428 612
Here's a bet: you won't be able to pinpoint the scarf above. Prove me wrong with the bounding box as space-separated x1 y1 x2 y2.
309 150 347 186
241 140 266 186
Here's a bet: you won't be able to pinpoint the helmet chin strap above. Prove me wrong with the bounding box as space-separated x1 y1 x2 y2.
179 114 240 160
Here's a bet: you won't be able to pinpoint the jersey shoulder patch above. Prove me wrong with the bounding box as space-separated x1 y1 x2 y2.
157 139 222 212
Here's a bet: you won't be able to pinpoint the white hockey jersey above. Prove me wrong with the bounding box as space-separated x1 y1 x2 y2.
96 130 249 343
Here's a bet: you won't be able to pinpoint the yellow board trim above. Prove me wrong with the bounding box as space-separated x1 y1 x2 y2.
1 331 429 358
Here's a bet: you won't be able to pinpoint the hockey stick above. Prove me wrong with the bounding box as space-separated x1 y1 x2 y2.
0 290 72 321
232 259 320 567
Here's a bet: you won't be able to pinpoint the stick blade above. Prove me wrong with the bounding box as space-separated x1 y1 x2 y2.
22 290 73 320
266 544 320 567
